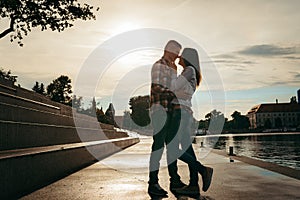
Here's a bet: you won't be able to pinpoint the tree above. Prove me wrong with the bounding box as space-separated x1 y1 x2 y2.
129 95 151 127
0 0 99 46
198 119 206 129
205 109 224 121
39 83 45 94
96 107 110 124
72 95 82 111
47 75 72 105
32 81 45 95
204 109 225 134
32 81 39 92
290 96 297 104
230 111 250 130
0 68 17 83
231 111 241 129
105 103 116 125
231 111 241 121
90 97 97 116
122 110 132 129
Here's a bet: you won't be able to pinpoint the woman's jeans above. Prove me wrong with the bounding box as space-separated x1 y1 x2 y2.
169 108 205 186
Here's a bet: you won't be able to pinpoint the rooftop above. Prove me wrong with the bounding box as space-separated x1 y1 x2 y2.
247 103 300 114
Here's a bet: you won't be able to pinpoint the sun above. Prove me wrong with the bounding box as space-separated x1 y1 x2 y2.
112 21 140 35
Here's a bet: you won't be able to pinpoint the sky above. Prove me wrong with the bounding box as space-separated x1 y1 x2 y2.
0 0 299 120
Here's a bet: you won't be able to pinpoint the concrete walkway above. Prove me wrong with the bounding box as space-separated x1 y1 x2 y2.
22 137 300 200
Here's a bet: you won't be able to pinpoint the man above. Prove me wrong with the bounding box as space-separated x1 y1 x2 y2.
148 40 186 197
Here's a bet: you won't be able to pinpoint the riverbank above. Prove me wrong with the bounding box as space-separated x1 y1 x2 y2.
22 137 300 200
196 132 300 171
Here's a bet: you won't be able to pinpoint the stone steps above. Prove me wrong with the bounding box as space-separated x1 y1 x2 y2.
0 80 139 199
0 137 139 199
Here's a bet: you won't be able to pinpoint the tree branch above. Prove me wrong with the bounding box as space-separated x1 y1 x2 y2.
0 16 15 39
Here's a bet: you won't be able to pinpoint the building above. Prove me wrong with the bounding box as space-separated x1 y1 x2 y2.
247 102 300 129
247 90 300 129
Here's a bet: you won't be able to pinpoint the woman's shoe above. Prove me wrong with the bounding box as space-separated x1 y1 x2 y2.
202 167 213 192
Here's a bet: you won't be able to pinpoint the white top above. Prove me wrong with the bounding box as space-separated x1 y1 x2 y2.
171 66 196 108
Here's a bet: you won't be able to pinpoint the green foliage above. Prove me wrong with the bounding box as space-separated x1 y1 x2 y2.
197 119 206 129
46 75 72 105
230 111 250 130
290 96 297 104
96 107 110 124
129 95 150 127
200 109 250 133
32 81 45 95
122 110 132 129
96 105 116 126
72 95 82 110
205 109 225 133
0 0 99 46
104 103 116 125
0 68 17 82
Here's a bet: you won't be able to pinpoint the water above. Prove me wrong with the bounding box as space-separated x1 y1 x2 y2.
196 132 300 170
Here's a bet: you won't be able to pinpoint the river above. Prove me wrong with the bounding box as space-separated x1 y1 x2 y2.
195 132 300 170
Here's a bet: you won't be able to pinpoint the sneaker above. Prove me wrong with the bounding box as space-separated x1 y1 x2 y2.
148 183 168 197
202 167 213 192
170 180 187 192
175 184 200 195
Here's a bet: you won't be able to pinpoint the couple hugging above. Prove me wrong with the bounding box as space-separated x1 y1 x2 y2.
148 40 213 198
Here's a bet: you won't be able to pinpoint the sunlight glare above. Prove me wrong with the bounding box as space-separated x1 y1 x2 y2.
112 21 140 35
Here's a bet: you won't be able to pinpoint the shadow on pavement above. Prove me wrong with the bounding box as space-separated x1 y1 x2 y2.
150 194 168 200
172 191 215 200
176 195 215 200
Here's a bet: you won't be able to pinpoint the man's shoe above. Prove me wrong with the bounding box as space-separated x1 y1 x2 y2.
175 184 200 195
148 183 168 196
202 167 213 192
170 180 187 192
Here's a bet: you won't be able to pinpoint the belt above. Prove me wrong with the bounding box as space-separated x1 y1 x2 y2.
172 104 193 114
173 104 182 110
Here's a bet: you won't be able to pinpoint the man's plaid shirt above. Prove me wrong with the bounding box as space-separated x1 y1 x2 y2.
150 57 177 111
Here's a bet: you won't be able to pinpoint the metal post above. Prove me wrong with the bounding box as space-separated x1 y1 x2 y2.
229 146 234 156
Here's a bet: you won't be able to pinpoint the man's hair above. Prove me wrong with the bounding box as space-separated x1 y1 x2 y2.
164 40 182 52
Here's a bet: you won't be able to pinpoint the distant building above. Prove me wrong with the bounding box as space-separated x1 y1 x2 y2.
247 102 300 129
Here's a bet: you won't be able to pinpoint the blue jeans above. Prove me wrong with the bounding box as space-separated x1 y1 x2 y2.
169 108 205 186
149 108 181 184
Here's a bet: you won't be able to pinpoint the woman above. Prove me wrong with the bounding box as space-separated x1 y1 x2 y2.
169 48 213 196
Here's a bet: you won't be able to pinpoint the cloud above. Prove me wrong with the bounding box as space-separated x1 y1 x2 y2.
295 73 300 79
205 54 257 67
212 59 256 65
261 79 300 87
284 56 300 60
237 44 296 56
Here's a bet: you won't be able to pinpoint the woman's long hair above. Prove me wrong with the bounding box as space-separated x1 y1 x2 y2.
181 48 202 86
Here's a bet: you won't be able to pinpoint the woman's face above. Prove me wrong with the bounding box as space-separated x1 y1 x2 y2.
179 56 186 68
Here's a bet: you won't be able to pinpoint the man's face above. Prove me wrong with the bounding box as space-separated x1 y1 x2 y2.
166 45 181 62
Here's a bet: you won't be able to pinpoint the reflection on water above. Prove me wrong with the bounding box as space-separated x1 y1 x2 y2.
196 132 300 170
